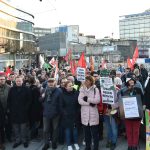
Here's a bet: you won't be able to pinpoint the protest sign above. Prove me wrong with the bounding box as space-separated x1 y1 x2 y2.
122 97 139 118
146 109 150 150
76 67 85 82
100 77 115 104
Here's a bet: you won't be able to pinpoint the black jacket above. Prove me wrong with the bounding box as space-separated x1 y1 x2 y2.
0 100 4 127
140 68 148 83
120 86 144 119
62 89 80 128
7 86 32 124
43 87 63 119
29 85 42 122
144 78 150 109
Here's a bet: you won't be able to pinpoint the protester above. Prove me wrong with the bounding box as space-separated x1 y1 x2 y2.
0 75 11 143
42 78 63 150
29 77 42 139
0 100 5 150
91 72 104 141
7 76 32 148
144 74 150 109
140 64 148 84
78 76 100 150
62 80 80 150
119 77 144 150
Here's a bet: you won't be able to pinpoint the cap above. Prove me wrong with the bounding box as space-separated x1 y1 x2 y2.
126 77 136 83
48 78 55 82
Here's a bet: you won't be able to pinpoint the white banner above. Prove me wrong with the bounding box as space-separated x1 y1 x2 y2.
77 67 85 82
122 97 139 118
100 77 115 104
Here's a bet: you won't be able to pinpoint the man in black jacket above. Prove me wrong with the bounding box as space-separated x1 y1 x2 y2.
140 64 148 84
7 76 31 148
42 78 63 150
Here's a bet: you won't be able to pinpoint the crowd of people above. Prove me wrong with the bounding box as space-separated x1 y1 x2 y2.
0 63 149 150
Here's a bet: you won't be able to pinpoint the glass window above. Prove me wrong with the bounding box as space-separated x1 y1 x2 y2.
144 23 150 28
134 19 139 24
0 1 34 23
140 24 144 28
139 19 144 24
145 28 150 32
129 29 134 34
134 24 139 29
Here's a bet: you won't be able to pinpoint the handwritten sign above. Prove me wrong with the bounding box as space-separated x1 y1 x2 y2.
122 97 139 118
100 77 115 104
77 67 85 82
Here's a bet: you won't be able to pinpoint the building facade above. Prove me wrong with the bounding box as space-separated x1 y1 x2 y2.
119 9 150 58
37 25 79 57
34 27 51 38
0 0 35 70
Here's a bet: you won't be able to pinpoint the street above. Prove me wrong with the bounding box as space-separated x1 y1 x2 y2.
5 136 145 150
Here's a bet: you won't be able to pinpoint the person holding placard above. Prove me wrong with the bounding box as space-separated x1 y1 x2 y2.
102 73 121 150
119 77 144 150
78 76 100 150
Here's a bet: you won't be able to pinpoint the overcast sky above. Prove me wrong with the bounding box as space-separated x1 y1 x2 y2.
11 0 150 38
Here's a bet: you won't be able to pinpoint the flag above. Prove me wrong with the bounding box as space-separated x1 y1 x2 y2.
39 54 45 68
70 60 77 75
132 46 139 65
49 57 56 68
90 56 94 72
78 52 86 68
43 63 51 70
54 60 59 79
64 49 72 62
5 67 11 76
127 57 133 69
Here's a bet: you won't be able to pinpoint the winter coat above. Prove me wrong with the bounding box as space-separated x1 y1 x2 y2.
43 87 63 119
7 86 32 124
144 78 150 109
78 85 100 126
62 89 80 128
119 86 144 119
140 68 148 83
0 100 4 127
29 85 43 122
0 84 10 112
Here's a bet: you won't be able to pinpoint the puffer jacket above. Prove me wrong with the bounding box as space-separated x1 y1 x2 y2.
78 85 100 126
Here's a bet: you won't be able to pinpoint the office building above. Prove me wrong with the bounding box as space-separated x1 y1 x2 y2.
0 0 35 69
119 9 150 58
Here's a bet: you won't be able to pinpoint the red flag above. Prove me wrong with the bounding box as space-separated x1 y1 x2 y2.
90 56 94 72
78 52 86 68
49 57 56 68
64 49 72 62
6 67 11 76
132 46 139 65
127 57 133 69
70 60 75 75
